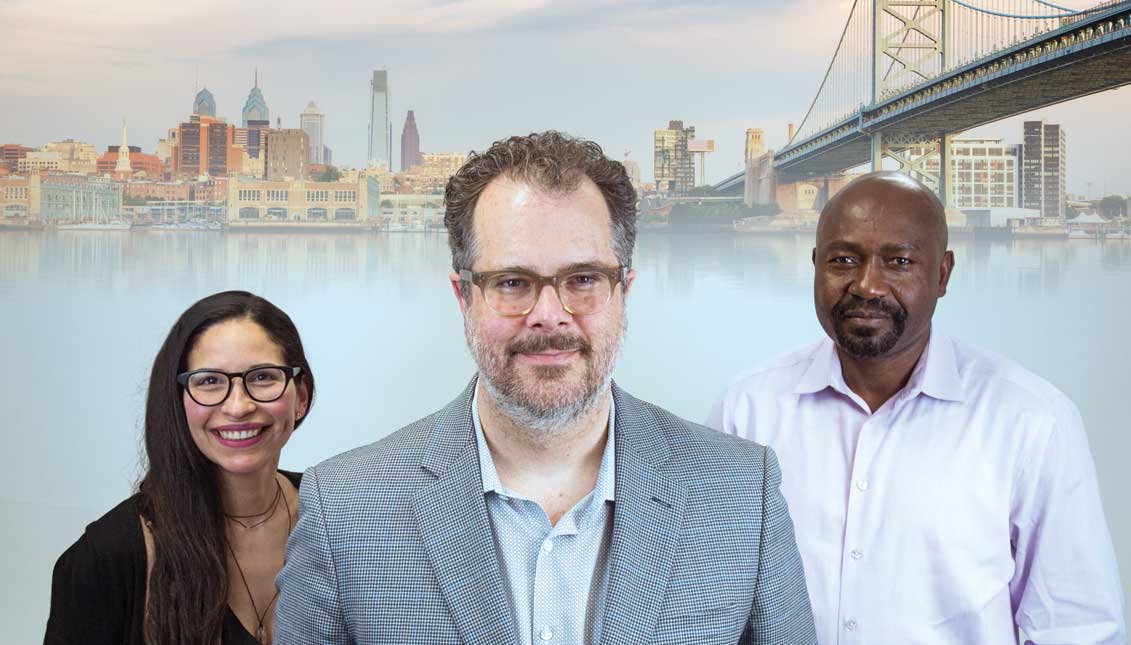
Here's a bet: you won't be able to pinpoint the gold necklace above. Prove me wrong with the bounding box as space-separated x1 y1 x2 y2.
226 485 292 644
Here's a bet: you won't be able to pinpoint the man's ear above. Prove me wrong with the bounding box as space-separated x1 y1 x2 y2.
621 268 637 298
937 250 955 297
450 271 471 316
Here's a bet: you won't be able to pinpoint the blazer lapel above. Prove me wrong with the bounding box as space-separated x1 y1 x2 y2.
600 384 689 643
410 378 519 644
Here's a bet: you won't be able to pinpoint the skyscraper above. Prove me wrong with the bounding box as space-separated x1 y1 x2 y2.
301 101 325 165
400 110 421 172
193 88 216 118
368 70 390 169
654 120 695 196
1022 120 1067 219
242 69 270 128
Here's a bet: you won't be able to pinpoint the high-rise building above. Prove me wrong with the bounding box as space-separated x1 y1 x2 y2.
1022 120 1067 219
745 128 765 161
170 115 240 179
242 70 270 128
368 70 390 169
193 88 217 118
300 102 325 165
265 129 309 181
400 110 421 172
909 138 1021 209
654 120 695 195
323 146 333 167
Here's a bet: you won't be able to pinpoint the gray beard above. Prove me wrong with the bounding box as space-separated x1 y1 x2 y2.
478 363 614 436
465 313 626 439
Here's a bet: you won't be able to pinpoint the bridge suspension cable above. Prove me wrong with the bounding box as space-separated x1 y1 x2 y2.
789 0 1113 147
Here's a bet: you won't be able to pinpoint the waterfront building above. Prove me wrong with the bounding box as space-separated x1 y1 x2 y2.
1023 120 1067 219
18 151 62 174
227 175 379 224
400 110 421 172
368 70 391 168
300 102 325 165
39 173 122 222
2 144 35 173
25 140 99 174
908 138 1021 209
241 70 270 127
414 152 466 178
654 120 695 195
264 129 309 181
0 175 37 220
124 180 192 202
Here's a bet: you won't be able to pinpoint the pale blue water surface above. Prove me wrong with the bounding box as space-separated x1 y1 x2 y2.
1 230 1128 641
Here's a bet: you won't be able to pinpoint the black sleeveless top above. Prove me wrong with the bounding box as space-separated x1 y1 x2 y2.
44 471 302 644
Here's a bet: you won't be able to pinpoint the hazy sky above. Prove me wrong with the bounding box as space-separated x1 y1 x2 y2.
2 0 1128 196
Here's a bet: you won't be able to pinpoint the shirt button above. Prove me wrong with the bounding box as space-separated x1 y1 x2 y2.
844 619 858 631
539 627 554 641
850 549 863 560
856 480 869 492
542 539 555 553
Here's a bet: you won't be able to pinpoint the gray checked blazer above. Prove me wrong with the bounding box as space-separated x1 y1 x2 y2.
276 379 816 644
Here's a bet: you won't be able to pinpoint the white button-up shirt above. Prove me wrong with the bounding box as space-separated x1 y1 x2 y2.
707 330 1125 645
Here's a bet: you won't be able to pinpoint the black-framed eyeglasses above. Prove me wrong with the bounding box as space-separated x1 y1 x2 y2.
459 265 628 317
176 366 303 407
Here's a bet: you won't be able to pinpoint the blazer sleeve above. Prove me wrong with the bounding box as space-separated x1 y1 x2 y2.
275 466 351 645
746 446 818 644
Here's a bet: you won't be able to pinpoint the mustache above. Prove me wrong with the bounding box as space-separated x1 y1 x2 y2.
508 333 592 355
831 296 907 322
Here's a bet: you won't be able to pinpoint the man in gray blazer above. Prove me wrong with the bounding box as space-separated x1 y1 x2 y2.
276 132 816 644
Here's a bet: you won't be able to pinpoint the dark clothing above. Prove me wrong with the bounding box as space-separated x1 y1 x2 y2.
44 471 302 645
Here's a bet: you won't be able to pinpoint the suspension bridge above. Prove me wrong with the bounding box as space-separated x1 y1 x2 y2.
718 0 1131 206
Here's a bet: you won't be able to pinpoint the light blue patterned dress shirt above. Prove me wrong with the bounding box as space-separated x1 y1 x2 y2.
472 386 616 645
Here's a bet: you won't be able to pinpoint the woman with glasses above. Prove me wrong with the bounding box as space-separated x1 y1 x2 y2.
45 291 315 645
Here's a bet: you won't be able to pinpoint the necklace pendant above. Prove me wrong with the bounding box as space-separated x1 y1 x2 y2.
257 624 266 643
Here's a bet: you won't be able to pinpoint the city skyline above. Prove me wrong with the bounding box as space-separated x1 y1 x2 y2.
1 0 1129 195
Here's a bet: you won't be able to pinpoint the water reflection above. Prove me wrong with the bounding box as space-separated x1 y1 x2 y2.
0 230 1128 641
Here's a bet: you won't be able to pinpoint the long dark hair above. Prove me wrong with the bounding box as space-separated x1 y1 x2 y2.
137 291 315 644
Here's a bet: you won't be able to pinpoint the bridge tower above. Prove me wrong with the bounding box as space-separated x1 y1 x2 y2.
870 0 954 206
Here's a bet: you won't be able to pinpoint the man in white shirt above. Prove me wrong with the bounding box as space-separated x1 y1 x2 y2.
707 171 1125 644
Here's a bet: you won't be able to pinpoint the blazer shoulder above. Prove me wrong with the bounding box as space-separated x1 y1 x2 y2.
618 387 771 481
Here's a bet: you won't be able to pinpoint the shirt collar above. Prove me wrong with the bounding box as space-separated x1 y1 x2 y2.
792 329 965 404
471 380 616 504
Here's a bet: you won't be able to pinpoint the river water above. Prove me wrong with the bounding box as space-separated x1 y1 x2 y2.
2 229 1128 639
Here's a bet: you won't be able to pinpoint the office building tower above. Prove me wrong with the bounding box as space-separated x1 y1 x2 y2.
654 120 695 195
400 110 421 172
242 69 270 128
301 101 325 164
1022 120 1067 219
368 70 390 168
265 129 309 181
